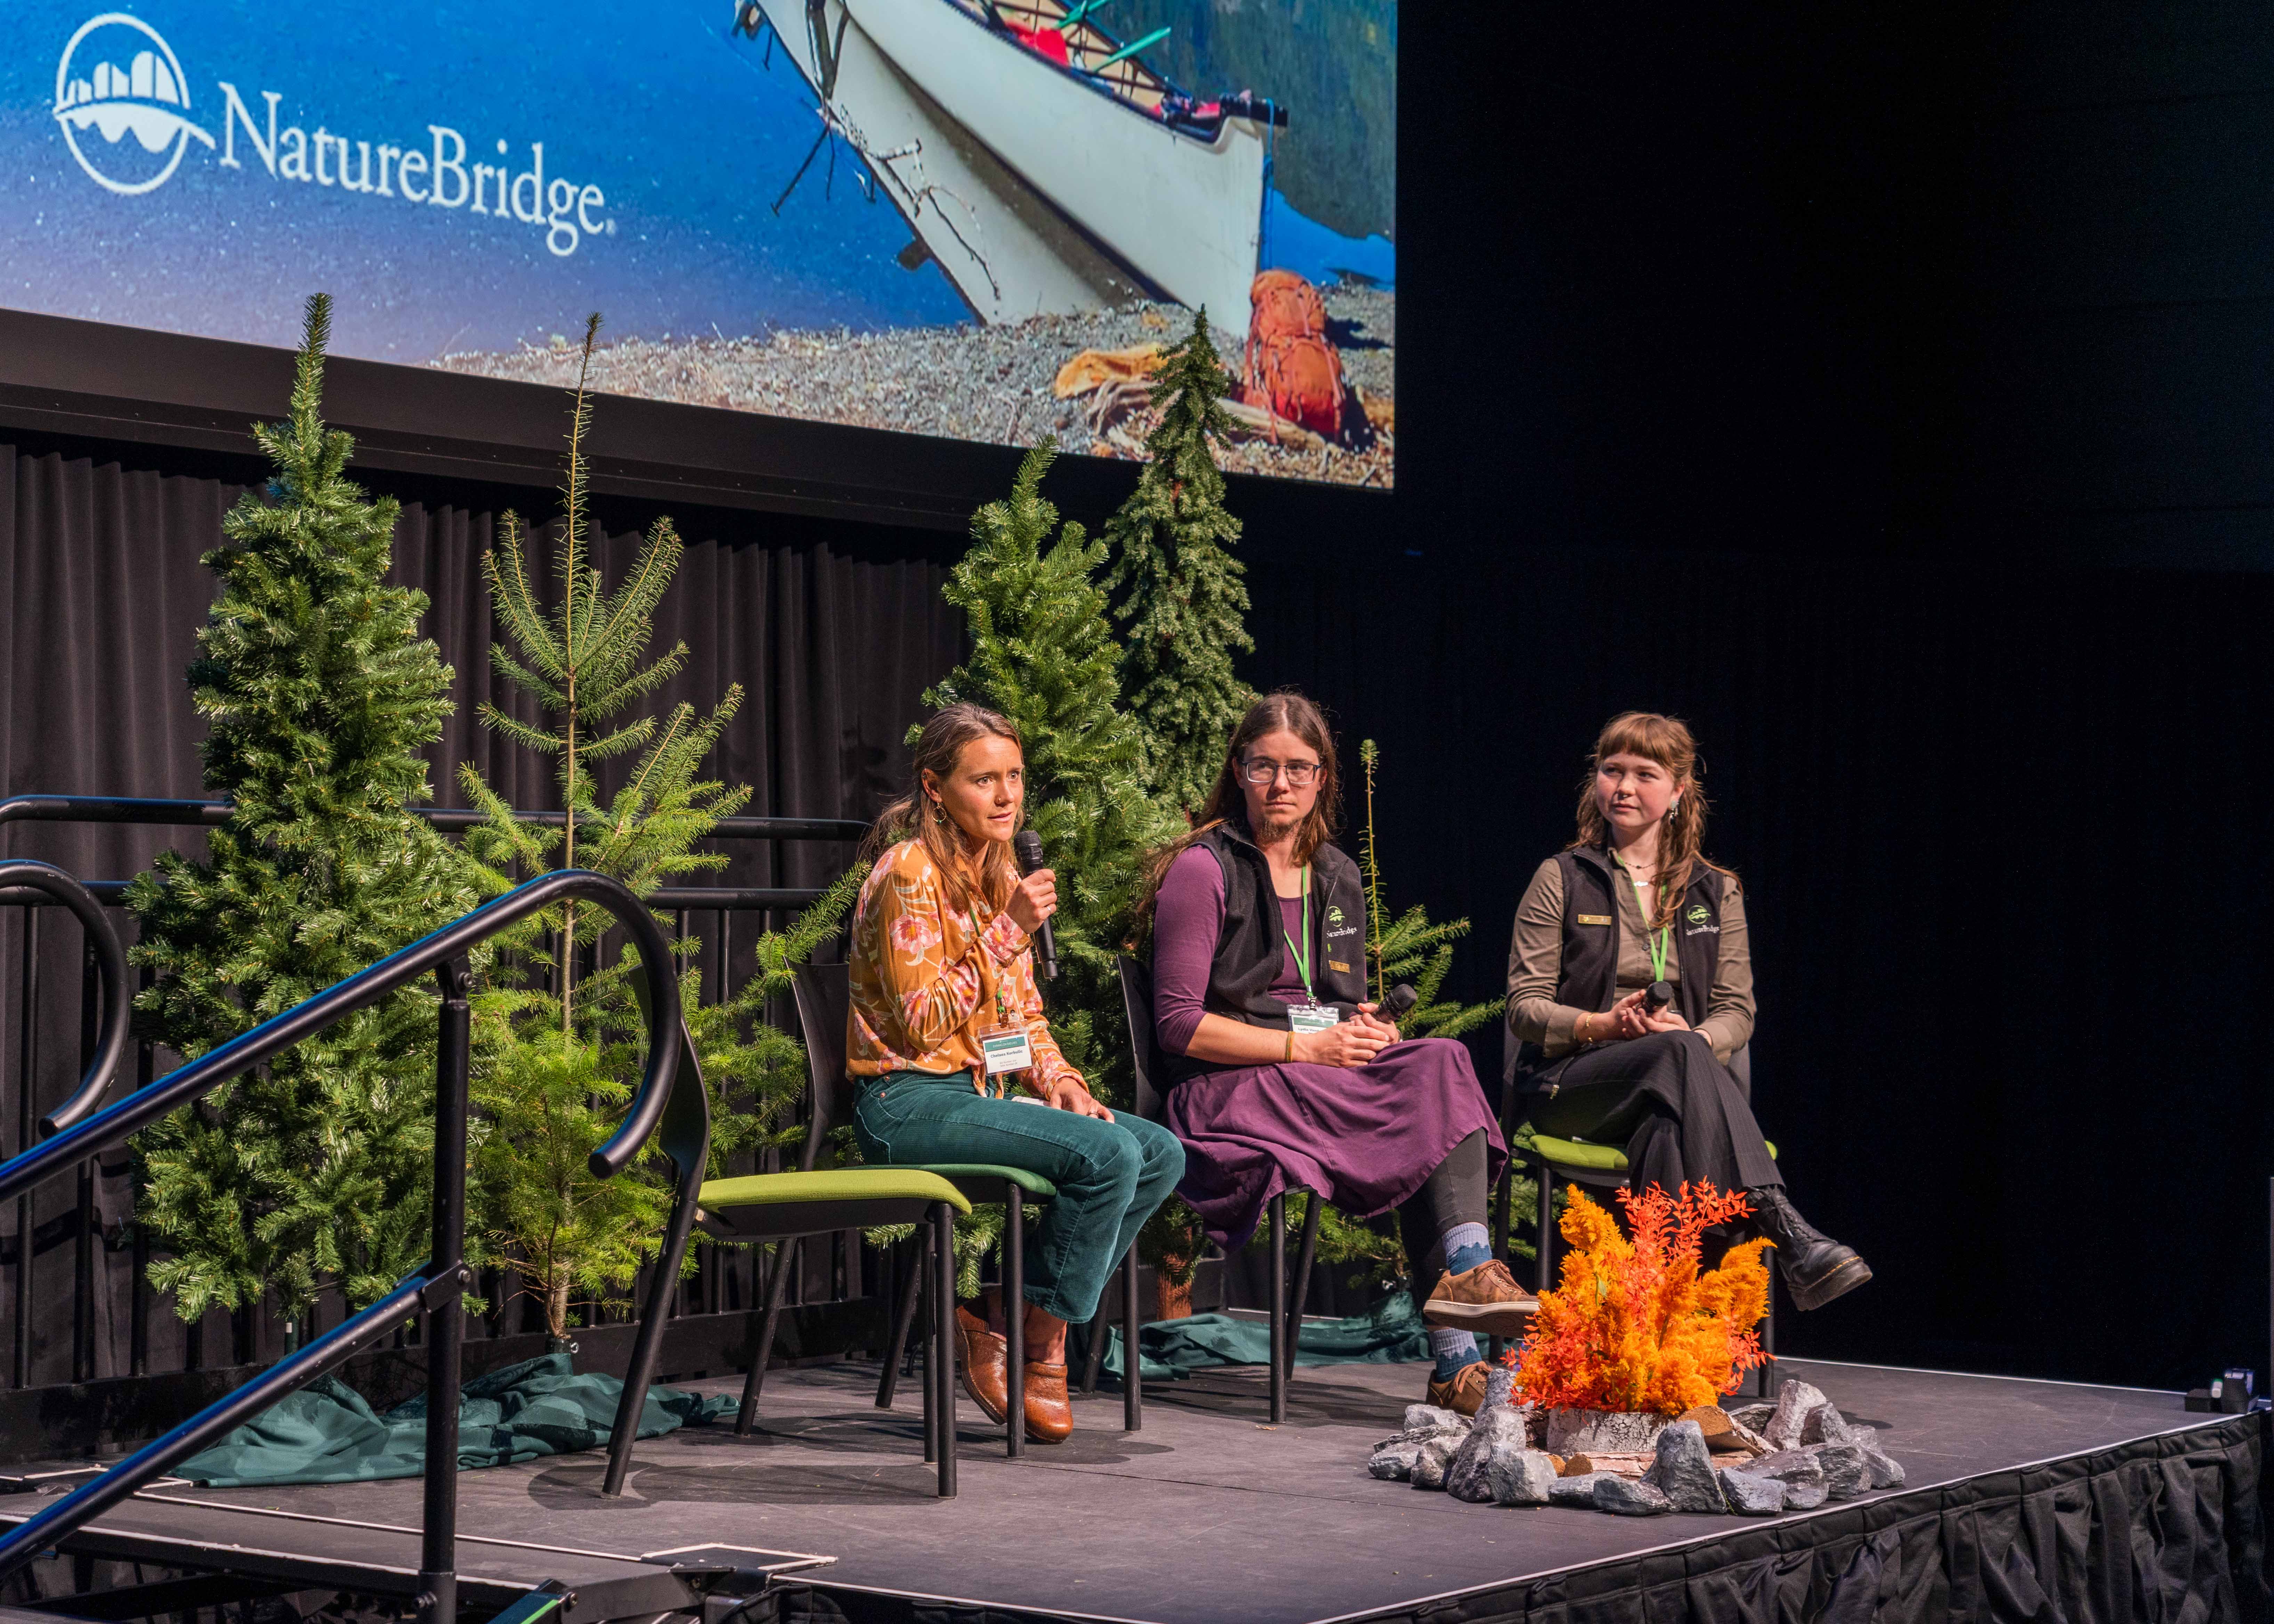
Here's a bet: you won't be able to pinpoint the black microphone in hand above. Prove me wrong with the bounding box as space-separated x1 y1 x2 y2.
1375 984 1418 1024
1011 830 1058 981
1645 981 1674 1013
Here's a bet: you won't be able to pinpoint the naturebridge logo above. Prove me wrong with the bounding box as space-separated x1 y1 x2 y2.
48 10 614 257
52 13 212 195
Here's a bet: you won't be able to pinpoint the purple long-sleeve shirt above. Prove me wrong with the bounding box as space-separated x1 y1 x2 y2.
1152 845 1311 1054
1147 845 1506 1251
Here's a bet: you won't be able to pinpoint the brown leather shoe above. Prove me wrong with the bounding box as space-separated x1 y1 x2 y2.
1423 1258 1540 1338
955 1305 1009 1424
1021 1361 1073 1444
1426 1359 1491 1418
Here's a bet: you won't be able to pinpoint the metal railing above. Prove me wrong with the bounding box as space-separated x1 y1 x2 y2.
0 869 683 1624
0 796 872 1412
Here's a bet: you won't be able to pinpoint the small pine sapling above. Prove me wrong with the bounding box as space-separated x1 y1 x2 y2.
1356 740 1506 1041
459 316 857 1337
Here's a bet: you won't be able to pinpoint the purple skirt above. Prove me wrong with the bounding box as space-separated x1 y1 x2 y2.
1165 1036 1507 1250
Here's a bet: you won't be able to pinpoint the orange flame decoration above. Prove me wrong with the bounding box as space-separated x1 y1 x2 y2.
1513 1182 1772 1416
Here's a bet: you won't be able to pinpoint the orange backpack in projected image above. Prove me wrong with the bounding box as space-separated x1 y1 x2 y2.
1242 269 1346 439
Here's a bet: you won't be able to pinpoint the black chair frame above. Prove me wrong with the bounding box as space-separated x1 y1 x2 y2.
1113 956 1319 1424
791 962 1144 1452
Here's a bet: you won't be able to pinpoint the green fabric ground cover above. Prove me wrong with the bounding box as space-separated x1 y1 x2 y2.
1082 1290 1431 1383
176 1352 731 1488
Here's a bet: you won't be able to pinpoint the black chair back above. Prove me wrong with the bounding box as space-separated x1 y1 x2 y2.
791 961 856 1172
1114 955 1166 1125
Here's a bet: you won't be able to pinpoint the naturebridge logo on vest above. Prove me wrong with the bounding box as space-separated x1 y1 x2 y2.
50 10 614 256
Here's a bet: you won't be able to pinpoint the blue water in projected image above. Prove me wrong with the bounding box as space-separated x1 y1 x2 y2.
0 2 1390 358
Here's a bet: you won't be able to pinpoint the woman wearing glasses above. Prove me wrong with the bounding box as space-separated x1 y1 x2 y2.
1505 711 1869 1310
1139 692 1531 1416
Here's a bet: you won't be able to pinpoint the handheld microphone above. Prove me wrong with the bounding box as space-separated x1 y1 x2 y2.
1376 983 1418 1023
1011 830 1058 981
1645 981 1674 1012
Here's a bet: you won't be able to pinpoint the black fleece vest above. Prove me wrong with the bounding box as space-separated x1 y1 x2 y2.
1162 825 1368 1085
1510 846 1726 1087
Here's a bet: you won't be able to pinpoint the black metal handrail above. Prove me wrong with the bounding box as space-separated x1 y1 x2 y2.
0 869 682 1624
0 862 129 1136
0 795 867 845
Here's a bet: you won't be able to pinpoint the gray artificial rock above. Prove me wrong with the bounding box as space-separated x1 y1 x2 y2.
1369 1441 1425 1480
1594 1476 1675 1516
1857 1437 1906 1489
1641 1420 1727 1513
1723 1415 1774 1456
1411 1434 1459 1491
1499 1450 1561 1507
1481 1363 1521 1412
1783 1476 1829 1510
1717 1467 1787 1515
1445 1407 1531 1503
1549 1471 1609 1507
1803 1403 1855 1446
1728 1402 1777 1432
1816 1443 1869 1501
1405 1403 1467 1435
1380 1422 1470 1450
1760 1380 1832 1451
1738 1448 1826 1486
1546 1407 1669 1457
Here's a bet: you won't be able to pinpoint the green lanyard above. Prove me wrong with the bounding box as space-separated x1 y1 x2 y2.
1621 858 1672 984
1280 865 1315 1000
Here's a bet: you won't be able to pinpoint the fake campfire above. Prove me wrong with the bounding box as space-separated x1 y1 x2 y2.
1369 1184 1903 1515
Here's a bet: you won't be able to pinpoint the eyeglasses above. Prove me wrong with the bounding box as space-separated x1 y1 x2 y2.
1239 758 1322 787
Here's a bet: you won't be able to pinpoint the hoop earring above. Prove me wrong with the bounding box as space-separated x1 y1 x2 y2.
931 800 949 826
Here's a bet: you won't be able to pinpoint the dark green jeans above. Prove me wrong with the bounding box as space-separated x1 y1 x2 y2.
852 1070 1185 1324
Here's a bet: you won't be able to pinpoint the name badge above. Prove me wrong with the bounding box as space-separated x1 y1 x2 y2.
979 1027 1035 1076
1576 914 1613 926
1288 1004 1341 1034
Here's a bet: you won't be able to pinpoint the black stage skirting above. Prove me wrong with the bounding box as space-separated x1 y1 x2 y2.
7 1356 2264 1624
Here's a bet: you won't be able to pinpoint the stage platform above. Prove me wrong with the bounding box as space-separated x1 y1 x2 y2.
2 1356 2262 1624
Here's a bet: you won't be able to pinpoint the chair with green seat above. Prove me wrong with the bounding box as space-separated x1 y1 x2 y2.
602 1015 972 1500
1490 1044 1779 1398
791 960 1142 1455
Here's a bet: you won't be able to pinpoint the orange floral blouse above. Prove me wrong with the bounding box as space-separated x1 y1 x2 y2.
845 837 1082 1096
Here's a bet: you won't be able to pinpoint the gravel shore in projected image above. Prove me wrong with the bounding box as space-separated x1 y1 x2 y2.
2 2 1396 487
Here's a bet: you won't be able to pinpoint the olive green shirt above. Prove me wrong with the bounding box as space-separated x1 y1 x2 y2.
1505 852 1756 1065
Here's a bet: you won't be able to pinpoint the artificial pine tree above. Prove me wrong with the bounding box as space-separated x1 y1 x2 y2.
926 439 1182 1099
1101 307 1255 816
459 316 860 1338
126 293 477 1326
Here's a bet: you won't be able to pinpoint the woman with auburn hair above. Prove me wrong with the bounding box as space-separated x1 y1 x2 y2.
847 703 1184 1444
1505 711 1869 1311
1143 691 1530 1418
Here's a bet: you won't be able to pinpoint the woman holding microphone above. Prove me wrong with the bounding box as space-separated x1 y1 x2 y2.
846 703 1184 1442
1505 710 1869 1310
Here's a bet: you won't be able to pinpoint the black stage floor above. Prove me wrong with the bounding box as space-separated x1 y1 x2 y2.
6 1357 2259 1624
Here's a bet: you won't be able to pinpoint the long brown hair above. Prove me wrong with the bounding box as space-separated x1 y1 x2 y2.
865 702 1023 922
1136 690 1342 928
1569 710 1727 933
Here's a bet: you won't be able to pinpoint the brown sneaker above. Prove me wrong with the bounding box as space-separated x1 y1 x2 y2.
955 1305 1009 1424
1021 1361 1074 1444
1426 1359 1491 1418
1423 1258 1540 1338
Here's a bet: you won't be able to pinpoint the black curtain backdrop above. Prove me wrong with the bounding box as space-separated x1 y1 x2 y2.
0 437 963 1389
1225 534 2274 1396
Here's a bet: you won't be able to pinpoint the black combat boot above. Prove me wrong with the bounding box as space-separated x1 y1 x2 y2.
1747 1186 1872 1310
